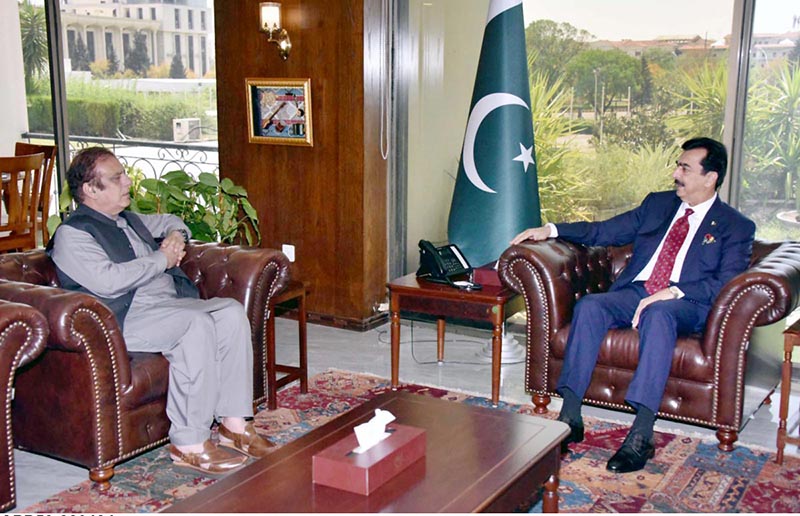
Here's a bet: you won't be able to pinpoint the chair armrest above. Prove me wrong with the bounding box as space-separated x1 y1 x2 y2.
181 242 291 337
499 239 616 332
182 242 291 306
703 241 800 357
0 280 132 390
0 300 47 369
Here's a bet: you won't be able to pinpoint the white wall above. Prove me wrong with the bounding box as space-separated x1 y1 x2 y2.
0 0 30 154
405 0 487 272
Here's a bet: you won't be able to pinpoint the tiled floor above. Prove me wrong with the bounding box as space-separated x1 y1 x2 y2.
11 317 800 510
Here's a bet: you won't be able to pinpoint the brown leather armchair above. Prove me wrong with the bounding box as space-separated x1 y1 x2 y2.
0 300 47 512
499 239 800 451
0 242 289 487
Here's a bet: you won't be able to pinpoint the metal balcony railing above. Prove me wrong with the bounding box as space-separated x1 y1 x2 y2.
21 132 220 178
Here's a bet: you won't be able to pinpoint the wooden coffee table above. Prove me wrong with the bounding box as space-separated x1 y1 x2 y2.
387 273 523 406
166 391 568 513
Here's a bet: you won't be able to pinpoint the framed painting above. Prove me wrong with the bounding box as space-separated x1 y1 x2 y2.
246 78 313 146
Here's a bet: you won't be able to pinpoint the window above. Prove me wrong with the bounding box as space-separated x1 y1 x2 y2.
86 31 95 62
736 0 800 241
397 0 799 273
7 0 220 196
174 8 180 29
188 10 194 30
201 11 206 31
151 7 156 21
188 36 195 72
174 34 181 56
137 7 143 20
66 29 76 61
125 7 130 18
201 36 207 76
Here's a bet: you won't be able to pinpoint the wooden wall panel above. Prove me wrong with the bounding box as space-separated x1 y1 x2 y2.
215 0 387 326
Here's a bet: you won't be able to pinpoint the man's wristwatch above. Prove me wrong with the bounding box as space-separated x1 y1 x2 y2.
668 286 684 299
175 229 190 243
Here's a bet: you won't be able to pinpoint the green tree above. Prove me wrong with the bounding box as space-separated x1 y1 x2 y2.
125 31 150 76
18 0 48 94
565 49 642 113
107 43 119 75
524 20 591 87
638 56 653 105
169 53 186 78
72 33 91 71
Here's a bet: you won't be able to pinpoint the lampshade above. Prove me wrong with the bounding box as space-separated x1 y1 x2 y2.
260 2 281 31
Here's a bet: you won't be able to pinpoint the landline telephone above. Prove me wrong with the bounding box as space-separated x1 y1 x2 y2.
416 240 482 290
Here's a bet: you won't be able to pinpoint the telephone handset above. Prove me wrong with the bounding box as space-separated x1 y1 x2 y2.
416 240 482 290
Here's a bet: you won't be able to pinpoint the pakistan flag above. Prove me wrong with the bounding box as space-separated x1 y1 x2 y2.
447 0 541 267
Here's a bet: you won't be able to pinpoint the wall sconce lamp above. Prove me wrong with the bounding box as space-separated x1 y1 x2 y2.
259 2 291 60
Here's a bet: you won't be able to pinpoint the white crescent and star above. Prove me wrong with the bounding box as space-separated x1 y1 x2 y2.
462 92 534 194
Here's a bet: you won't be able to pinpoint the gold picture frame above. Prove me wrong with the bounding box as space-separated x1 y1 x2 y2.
246 77 313 146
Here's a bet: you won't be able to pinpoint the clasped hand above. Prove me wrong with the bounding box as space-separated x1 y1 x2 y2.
160 231 187 268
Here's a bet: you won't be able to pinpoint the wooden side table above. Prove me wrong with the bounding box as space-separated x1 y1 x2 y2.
777 318 800 464
387 273 522 406
266 279 310 410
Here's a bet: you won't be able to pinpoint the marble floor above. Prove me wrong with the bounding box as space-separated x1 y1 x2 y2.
11 316 800 510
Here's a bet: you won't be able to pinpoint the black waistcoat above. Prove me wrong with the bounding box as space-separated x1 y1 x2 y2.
47 204 199 330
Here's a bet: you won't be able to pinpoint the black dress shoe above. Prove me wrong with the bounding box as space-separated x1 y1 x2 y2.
557 416 584 454
606 431 655 473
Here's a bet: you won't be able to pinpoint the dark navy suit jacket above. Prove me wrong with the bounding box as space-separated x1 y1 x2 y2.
555 190 755 307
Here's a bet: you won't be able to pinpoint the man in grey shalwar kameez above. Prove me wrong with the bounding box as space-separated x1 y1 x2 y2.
49 147 274 475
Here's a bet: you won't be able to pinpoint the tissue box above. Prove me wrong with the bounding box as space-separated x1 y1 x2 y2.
312 423 426 495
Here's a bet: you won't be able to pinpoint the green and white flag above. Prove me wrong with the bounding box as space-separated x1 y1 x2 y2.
447 0 541 267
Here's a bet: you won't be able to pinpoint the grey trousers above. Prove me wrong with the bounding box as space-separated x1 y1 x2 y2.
123 297 254 445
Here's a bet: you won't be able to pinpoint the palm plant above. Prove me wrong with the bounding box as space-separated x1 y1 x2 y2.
527 62 591 222
668 60 727 142
18 0 49 94
745 64 800 210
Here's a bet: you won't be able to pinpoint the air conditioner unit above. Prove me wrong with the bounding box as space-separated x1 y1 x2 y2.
172 118 201 142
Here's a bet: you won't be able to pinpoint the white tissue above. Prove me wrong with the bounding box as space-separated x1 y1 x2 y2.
352 409 396 454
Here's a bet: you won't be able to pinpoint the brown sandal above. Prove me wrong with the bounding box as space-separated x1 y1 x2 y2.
169 439 247 475
218 422 276 458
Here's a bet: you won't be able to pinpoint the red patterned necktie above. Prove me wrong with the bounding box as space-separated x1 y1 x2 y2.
644 208 694 295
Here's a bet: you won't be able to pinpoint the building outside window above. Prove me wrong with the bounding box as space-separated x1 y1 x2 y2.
174 7 180 29
188 9 193 30
151 7 156 20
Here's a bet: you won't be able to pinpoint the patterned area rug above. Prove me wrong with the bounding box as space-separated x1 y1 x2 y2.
22 370 800 513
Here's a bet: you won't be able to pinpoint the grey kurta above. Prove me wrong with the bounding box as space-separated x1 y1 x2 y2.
51 212 253 445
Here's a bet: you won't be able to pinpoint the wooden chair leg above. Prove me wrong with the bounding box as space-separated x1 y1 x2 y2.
90 466 114 490
716 429 737 452
533 393 551 415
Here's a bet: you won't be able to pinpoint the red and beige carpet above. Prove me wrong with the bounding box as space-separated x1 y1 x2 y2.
21 370 800 513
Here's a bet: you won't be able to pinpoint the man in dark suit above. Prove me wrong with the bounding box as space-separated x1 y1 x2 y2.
511 137 755 473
